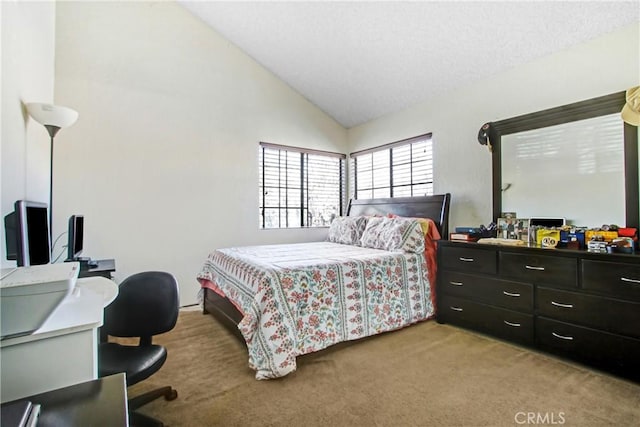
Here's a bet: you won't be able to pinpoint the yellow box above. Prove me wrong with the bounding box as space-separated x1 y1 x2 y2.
585 230 618 242
536 229 560 248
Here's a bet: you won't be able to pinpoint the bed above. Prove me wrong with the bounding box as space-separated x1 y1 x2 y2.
197 194 451 379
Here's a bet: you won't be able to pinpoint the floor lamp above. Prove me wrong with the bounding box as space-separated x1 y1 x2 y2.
26 103 79 241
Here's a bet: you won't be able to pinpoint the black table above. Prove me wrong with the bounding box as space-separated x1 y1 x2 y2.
79 258 116 279
1 373 128 426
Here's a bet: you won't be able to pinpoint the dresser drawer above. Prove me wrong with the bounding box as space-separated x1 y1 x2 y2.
536 287 640 339
440 246 497 274
499 252 577 288
439 295 533 345
440 271 533 312
536 317 640 376
582 260 640 301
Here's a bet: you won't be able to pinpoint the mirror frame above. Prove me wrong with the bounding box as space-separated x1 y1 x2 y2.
490 91 639 230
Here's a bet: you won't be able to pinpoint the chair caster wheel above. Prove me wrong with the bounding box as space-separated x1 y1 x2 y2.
165 389 178 401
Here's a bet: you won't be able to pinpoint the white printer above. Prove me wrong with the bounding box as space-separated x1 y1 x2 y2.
0 262 80 339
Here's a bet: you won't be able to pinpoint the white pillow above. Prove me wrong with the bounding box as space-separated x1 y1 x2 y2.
360 216 425 253
327 216 369 245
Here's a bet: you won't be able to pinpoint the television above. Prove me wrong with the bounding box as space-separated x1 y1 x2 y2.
3 200 51 267
66 215 84 261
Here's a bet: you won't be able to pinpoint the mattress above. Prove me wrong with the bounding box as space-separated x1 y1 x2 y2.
197 241 435 379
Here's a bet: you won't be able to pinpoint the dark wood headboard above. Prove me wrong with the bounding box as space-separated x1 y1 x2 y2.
346 194 451 238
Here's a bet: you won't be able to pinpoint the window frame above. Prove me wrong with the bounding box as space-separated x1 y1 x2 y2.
350 133 433 200
259 142 346 229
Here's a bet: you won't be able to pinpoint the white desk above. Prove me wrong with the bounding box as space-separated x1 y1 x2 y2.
76 276 118 307
0 278 118 403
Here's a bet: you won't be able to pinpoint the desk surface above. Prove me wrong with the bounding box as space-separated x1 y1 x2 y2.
0 279 119 403
77 277 119 307
0 278 118 348
0 283 106 349
2 373 128 427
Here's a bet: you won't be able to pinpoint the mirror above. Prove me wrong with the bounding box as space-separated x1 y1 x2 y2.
501 113 625 226
491 91 639 230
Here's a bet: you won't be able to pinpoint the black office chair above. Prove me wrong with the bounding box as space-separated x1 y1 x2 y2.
99 271 179 427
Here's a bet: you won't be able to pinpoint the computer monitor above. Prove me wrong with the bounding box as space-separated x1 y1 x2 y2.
3 200 51 266
66 215 84 261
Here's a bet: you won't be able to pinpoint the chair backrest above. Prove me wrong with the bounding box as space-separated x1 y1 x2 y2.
103 271 179 340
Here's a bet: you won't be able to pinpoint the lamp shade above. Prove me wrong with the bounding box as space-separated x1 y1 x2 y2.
621 86 640 126
26 103 78 129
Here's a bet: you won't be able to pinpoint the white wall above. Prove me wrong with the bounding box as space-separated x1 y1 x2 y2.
0 1 56 268
54 2 347 305
10 2 635 305
348 23 640 232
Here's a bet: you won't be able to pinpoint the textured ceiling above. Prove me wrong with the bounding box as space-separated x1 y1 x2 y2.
179 1 639 128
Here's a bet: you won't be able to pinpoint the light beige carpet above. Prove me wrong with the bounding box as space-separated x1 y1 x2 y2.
126 310 640 426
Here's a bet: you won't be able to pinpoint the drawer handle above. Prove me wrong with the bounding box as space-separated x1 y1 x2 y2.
449 281 463 286
459 257 474 262
504 320 521 327
525 265 545 271
621 277 640 285
551 301 573 309
449 306 463 312
552 332 574 341
503 291 521 297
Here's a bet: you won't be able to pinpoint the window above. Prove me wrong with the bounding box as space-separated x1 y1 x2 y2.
350 133 433 200
259 142 346 228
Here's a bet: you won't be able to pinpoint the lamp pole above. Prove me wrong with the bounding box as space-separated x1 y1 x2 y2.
44 125 60 242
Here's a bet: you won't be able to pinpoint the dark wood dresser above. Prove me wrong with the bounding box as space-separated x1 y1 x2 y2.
437 240 640 381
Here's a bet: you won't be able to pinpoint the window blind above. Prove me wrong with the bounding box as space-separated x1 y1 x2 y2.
259 142 346 229
350 134 433 200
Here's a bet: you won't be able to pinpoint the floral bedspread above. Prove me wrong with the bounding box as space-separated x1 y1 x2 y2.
197 242 434 379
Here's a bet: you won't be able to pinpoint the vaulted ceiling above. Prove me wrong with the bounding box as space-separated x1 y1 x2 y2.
180 1 639 128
